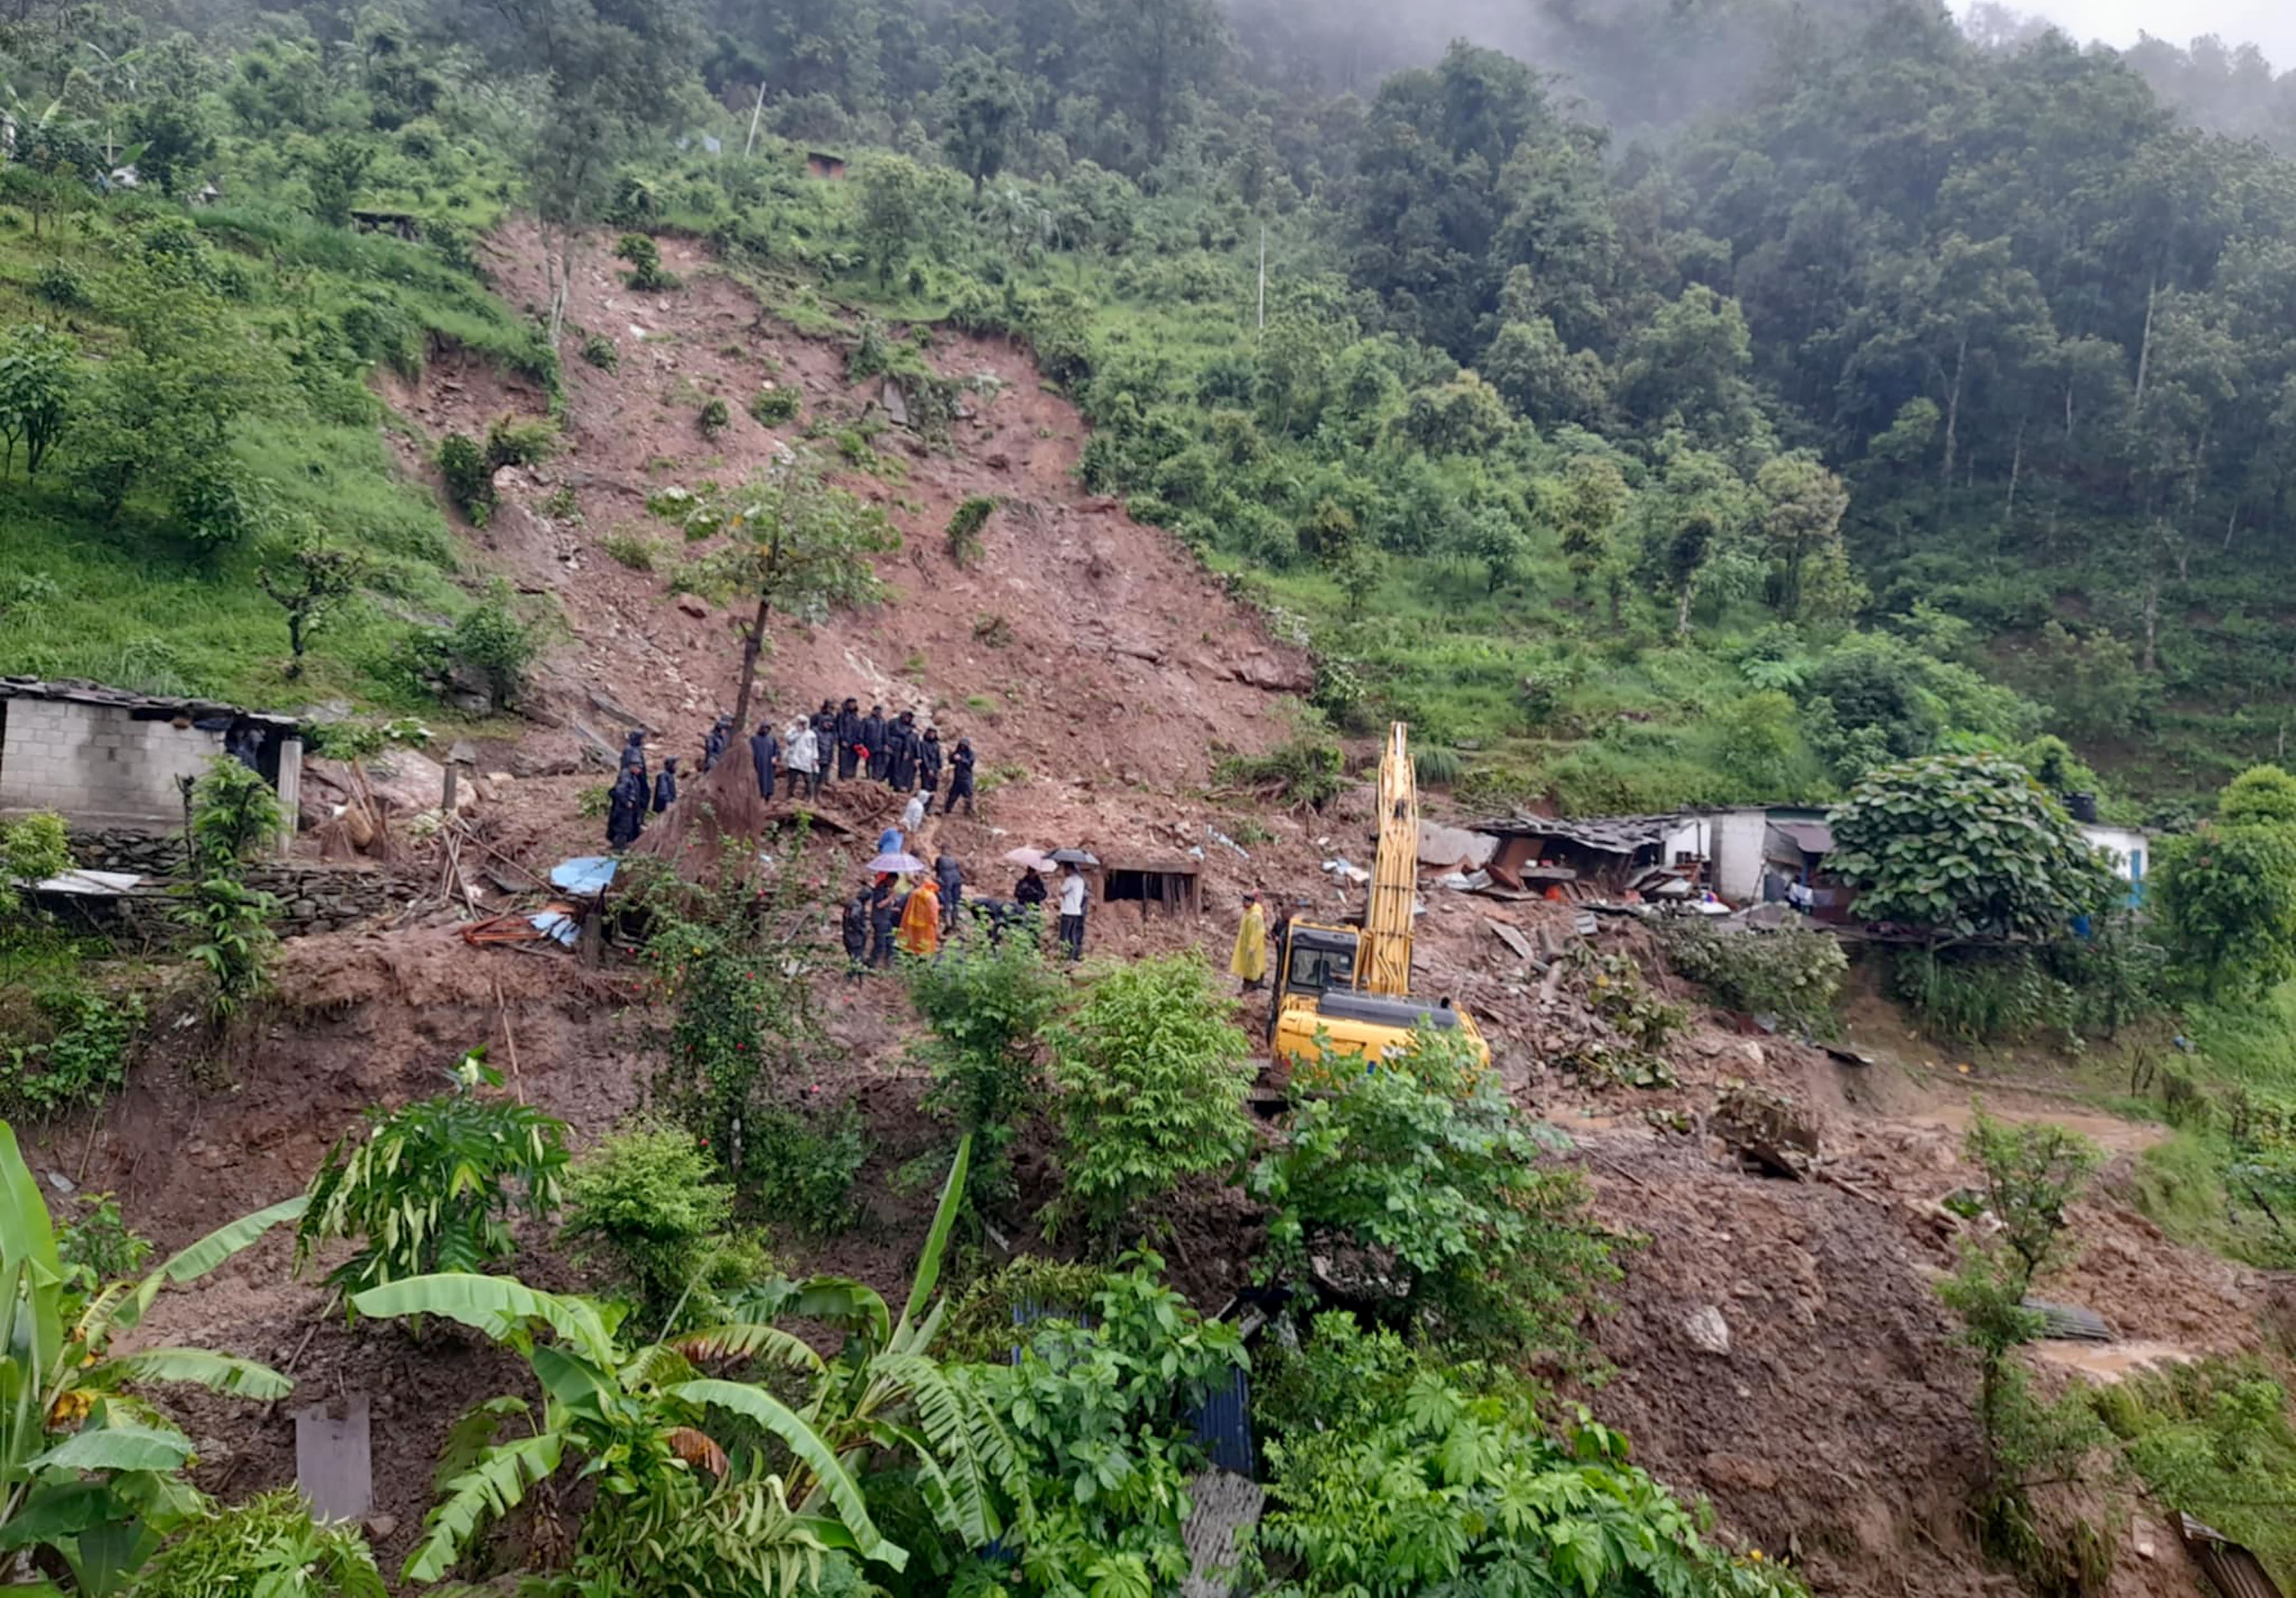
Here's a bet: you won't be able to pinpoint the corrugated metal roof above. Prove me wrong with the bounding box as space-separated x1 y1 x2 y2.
1770 820 1835 855
1466 813 1684 853
0 676 300 730
1187 1366 1256 1479
2181 1514 2286 1598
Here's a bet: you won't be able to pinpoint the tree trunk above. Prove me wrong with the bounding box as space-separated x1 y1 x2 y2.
1675 579 1696 639
2225 503 2240 552
1940 336 1966 488
2005 418 2024 520
2140 574 2160 674
2133 271 2158 410
731 595 771 736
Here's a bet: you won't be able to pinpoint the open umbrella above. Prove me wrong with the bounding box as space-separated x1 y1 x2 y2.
1047 848 1100 868
1003 847 1056 871
867 852 929 875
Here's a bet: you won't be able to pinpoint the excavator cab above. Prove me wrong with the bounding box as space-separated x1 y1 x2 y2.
1269 919 1487 1071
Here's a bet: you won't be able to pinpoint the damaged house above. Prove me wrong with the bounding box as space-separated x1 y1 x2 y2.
0 677 301 848
1455 813 1696 899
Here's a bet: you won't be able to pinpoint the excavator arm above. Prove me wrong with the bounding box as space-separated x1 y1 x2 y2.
1362 721 1417 996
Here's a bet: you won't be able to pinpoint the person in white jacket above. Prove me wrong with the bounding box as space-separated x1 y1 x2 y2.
784 718 821 801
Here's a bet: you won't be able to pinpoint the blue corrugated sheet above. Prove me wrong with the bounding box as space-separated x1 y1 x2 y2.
1188 1367 1256 1480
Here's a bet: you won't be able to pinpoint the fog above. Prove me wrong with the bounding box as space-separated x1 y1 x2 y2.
1954 0 2296 67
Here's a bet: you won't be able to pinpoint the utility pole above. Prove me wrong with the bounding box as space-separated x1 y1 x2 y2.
744 80 768 159
1257 226 1266 335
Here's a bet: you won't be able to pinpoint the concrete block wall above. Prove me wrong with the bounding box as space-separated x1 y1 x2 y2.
0 700 229 829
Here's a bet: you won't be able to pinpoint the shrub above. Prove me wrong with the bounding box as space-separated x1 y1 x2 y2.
946 494 996 568
1828 751 2113 940
1044 953 1255 1243
131 1488 385 1598
0 985 142 1120
561 1121 749 1329
1253 1027 1618 1362
2155 822 2296 1000
580 332 620 371
744 1098 869 1235
0 811 69 919
2096 1359 2296 1581
483 413 561 470
749 385 800 425
906 935 1065 1200
31 261 87 307
613 232 680 291
56 1190 153 1289
172 461 262 555
297 1050 569 1305
1215 734 1345 809
697 396 730 438
437 432 493 525
444 580 541 708
600 529 659 570
1411 744 1464 787
1661 924 1847 1035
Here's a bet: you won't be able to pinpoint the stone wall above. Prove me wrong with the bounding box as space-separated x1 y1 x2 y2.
65 829 408 938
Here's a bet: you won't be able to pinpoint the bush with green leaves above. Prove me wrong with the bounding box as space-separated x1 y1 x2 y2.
1043 952 1255 1243
1256 1313 1804 1598
698 396 732 438
1935 1109 2112 1579
945 495 996 568
297 1051 570 1305
962 1255 1246 1598
438 432 494 525
174 873 279 1021
749 385 801 425
1214 732 1345 809
614 232 681 291
560 1121 761 1332
1253 1028 1618 1362
409 580 541 710
906 934 1064 1201
1661 923 1847 1035
31 262 88 308
57 1192 153 1291
188 756 284 870
0 984 142 1120
2094 1359 2296 1585
483 413 562 469
0 810 70 919
581 332 621 370
2154 776 2296 999
1827 751 2112 940
0 322 76 481
129 1488 385 1598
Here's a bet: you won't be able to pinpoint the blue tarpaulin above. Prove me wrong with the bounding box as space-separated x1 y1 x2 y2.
550 857 619 896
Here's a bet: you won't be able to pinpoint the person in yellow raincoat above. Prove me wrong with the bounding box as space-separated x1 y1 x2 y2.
1229 891 1268 992
897 877 943 959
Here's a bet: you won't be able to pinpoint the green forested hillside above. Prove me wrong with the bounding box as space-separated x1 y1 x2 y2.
6 0 2296 816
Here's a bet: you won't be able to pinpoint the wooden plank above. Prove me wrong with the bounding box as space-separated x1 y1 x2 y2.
295 1396 372 1524
1485 918 1536 962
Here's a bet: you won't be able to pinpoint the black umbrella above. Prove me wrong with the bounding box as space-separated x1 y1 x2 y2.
1047 848 1100 867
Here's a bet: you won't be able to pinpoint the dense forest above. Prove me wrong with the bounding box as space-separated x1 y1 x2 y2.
10 0 2296 818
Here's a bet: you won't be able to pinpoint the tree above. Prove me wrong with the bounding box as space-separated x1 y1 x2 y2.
303 135 374 228
0 99 104 238
1461 505 1526 595
296 1051 570 1305
0 1123 305 1594
0 323 74 481
351 1139 1015 1593
854 153 934 286
560 1121 748 1334
943 50 1026 198
1755 453 1851 619
124 40 214 199
2215 764 2296 828
1395 372 1511 455
1827 752 2112 941
1556 456 1628 594
257 538 363 677
1043 952 1254 1243
1483 313 1609 426
0 811 68 921
906 935 1064 1201
648 455 899 734
2154 817 2296 1000
1251 1028 1617 1361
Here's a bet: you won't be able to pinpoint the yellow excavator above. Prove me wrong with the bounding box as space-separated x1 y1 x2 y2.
1269 723 1489 1072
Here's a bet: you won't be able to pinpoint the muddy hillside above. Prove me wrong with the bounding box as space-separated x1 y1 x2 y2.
29 229 2288 1598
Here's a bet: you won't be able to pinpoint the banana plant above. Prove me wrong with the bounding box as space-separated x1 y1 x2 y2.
0 1123 305 1594
352 1134 1023 1594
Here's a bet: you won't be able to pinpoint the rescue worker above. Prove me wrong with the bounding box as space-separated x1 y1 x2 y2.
917 727 945 805
1057 863 1088 961
1014 866 1049 917
901 789 928 835
619 729 648 782
1230 892 1269 993
886 711 920 792
897 875 942 959
943 737 977 817
841 889 870 981
749 720 781 801
868 877 899 968
700 715 733 774
652 757 679 814
834 698 864 781
786 716 821 800
934 851 964 935
606 758 648 850
860 705 888 781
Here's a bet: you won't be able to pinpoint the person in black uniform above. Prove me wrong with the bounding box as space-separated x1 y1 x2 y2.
885 711 920 792
834 699 863 781
860 705 888 781
651 757 679 813
749 721 781 800
917 728 945 806
943 737 976 816
606 758 648 850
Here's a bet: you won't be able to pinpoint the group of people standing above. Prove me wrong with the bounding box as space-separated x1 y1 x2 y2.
602 699 984 851
719 700 977 816
840 849 1092 975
